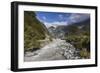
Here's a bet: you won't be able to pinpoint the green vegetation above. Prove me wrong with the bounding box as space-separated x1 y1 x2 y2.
24 11 50 51
24 11 90 59
65 24 90 59
80 48 90 59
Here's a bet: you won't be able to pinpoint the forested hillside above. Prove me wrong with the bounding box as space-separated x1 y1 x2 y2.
24 11 50 51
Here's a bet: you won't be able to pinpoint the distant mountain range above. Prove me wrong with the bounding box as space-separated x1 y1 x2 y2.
48 18 90 39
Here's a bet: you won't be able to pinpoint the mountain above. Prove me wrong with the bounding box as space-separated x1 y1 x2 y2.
48 18 90 39
24 11 51 51
70 18 90 31
72 18 90 26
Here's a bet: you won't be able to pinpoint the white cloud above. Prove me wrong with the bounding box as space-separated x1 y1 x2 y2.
69 13 90 23
44 21 68 28
58 14 63 19
42 16 46 20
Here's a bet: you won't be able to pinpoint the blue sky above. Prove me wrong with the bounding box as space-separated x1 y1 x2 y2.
35 11 90 27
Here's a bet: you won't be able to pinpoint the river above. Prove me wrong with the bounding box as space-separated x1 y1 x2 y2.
24 39 80 62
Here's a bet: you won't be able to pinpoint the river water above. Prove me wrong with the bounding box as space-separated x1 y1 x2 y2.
24 39 80 62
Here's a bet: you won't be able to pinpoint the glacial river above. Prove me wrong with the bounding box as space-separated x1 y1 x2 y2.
24 39 80 62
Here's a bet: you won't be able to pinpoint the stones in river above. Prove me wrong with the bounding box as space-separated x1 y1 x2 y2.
24 39 80 62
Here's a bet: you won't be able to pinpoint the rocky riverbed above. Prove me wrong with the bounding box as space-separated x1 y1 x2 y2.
24 39 80 62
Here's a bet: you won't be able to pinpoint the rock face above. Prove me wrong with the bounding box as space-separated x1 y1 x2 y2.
24 39 80 62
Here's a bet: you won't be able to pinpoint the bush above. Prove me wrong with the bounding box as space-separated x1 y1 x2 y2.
65 33 90 58
80 48 90 59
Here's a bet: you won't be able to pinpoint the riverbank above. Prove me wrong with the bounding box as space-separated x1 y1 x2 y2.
24 39 80 62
